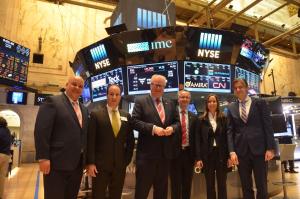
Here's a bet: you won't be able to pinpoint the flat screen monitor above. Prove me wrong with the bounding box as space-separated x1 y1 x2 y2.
34 93 52 105
240 38 253 59
188 103 198 115
128 102 139 138
235 66 260 94
6 91 27 105
127 61 179 95
184 61 231 93
262 96 283 115
0 37 30 84
91 67 124 102
82 79 91 104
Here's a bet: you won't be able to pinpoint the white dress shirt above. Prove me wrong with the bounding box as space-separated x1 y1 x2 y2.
208 112 217 147
238 96 252 118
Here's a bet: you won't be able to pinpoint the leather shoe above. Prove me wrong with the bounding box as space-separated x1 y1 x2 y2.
289 170 298 173
284 169 289 173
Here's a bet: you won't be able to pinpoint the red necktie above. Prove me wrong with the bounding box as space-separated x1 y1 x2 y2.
181 110 187 145
156 98 165 124
72 101 82 127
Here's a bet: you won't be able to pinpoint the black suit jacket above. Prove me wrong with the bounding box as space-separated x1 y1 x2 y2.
87 106 134 171
34 93 89 170
172 110 198 159
195 115 229 163
227 97 276 157
132 95 180 159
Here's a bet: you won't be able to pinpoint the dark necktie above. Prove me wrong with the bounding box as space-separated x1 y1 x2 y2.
181 110 187 145
156 98 165 124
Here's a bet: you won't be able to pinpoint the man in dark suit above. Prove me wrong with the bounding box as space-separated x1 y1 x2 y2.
132 74 180 199
34 76 89 199
170 90 197 199
227 78 276 199
86 84 134 199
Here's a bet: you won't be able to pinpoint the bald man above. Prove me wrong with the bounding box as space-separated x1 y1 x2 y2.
132 74 180 199
34 76 89 199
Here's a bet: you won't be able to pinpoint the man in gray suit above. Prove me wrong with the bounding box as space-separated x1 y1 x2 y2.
227 78 276 199
34 76 89 199
132 74 180 199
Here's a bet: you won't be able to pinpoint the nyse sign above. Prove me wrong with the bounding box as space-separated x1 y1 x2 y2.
94 58 111 70
197 49 220 59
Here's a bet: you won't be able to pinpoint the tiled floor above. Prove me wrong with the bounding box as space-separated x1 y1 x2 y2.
2 163 300 199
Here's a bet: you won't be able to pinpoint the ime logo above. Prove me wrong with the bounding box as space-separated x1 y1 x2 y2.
90 44 111 70
197 33 222 59
127 40 173 53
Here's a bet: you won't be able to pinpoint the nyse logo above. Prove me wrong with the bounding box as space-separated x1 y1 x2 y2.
198 33 222 59
90 44 111 70
127 40 173 53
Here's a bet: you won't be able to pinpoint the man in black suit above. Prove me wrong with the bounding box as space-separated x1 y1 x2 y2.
132 74 180 199
170 90 197 199
227 78 276 199
34 76 89 199
86 84 134 199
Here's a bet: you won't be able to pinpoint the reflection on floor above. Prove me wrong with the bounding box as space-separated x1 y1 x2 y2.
3 162 300 199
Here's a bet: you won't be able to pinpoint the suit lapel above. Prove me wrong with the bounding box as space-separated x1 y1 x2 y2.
62 94 82 128
247 97 256 123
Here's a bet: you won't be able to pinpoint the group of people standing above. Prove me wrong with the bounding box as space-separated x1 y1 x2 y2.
34 74 276 199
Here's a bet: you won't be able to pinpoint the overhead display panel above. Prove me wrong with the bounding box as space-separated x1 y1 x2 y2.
127 61 179 95
235 66 260 94
0 36 30 84
184 61 231 93
91 67 124 102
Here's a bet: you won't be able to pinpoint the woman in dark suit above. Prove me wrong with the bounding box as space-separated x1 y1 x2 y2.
195 94 231 199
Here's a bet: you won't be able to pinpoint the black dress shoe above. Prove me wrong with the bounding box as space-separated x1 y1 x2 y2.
289 170 299 173
284 169 289 173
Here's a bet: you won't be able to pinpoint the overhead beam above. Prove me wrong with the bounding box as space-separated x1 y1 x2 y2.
196 0 233 26
249 2 289 27
186 0 217 24
216 0 263 29
263 24 300 46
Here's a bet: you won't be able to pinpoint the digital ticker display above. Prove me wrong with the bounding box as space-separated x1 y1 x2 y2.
127 61 179 95
0 37 30 84
184 61 231 93
235 67 260 94
91 68 124 102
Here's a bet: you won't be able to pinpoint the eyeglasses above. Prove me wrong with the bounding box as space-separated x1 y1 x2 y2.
151 83 165 89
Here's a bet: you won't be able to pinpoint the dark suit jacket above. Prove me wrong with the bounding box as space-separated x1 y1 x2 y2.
172 110 198 159
132 95 180 159
195 114 229 163
34 93 89 170
227 97 276 157
87 106 134 171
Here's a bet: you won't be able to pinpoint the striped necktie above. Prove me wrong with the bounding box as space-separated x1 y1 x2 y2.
181 110 187 145
240 101 248 123
156 98 165 124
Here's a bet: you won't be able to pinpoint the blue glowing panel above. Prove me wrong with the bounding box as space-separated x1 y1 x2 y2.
162 14 167 27
152 12 157 28
127 42 150 53
137 8 142 27
143 9 147 28
147 10 152 28
184 61 231 93
90 44 107 63
157 13 162 27
91 67 124 102
235 67 260 94
199 33 222 50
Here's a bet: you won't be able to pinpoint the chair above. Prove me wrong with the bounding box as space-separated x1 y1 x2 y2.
272 144 297 199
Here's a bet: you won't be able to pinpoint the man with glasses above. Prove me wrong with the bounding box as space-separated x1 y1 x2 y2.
34 76 89 199
132 74 180 199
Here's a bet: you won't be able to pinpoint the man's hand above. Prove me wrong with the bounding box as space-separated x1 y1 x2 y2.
39 160 51 175
265 150 275 161
86 164 98 177
164 126 174 136
230 152 239 165
154 126 165 136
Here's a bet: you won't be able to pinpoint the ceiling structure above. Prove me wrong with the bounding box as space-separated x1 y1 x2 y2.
43 0 300 58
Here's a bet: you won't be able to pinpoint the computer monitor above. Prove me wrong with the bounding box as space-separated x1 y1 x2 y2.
7 91 27 105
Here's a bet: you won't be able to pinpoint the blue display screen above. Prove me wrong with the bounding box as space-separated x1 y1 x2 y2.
7 91 27 105
235 67 260 94
91 68 124 102
184 61 231 93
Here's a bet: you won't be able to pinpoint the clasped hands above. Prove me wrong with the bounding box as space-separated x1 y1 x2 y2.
153 126 174 136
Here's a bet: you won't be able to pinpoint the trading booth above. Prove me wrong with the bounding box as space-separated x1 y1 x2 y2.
72 26 281 198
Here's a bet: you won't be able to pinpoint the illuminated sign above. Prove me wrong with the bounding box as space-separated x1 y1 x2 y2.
197 33 222 59
90 44 111 70
127 40 173 53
